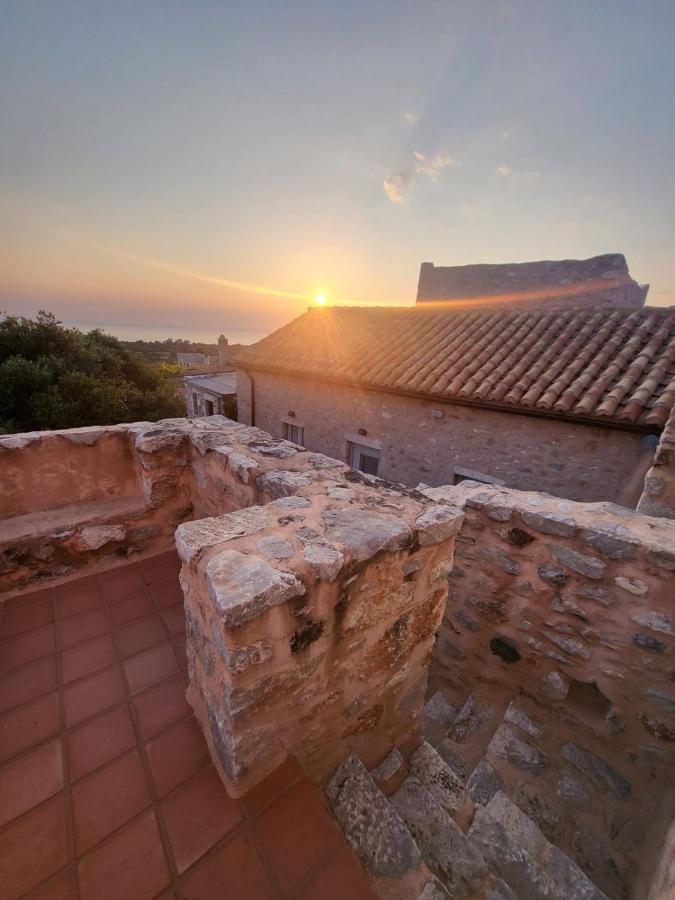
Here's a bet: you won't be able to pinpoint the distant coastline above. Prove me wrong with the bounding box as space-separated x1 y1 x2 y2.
62 320 264 346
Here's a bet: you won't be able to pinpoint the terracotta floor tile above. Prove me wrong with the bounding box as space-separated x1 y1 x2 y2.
0 795 68 900
0 654 57 715
0 624 56 671
161 766 242 872
1 599 54 638
115 613 166 658
124 642 179 694
254 779 342 893
63 665 125 727
55 573 98 596
160 603 185 637
296 846 377 900
0 691 60 764
241 755 304 818
141 550 181 586
72 750 151 853
61 634 116 684
77 809 170 900
26 868 74 900
68 704 136 782
2 587 52 614
101 565 146 604
153 580 184 609
55 584 103 620
109 590 155 626
180 831 274 900
133 671 190 740
58 608 109 650
0 738 63 828
146 716 209 797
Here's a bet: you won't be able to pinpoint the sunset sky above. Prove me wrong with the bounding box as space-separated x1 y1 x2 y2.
2 1 675 343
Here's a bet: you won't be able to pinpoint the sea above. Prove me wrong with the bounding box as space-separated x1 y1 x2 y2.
64 321 267 346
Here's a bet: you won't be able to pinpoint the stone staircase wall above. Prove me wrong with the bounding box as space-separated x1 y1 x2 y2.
406 480 675 896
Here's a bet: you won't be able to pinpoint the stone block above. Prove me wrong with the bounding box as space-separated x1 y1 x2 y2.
521 511 576 537
630 610 675 637
561 743 631 800
466 758 505 807
488 724 550 775
391 776 488 894
408 742 466 816
415 504 464 545
547 545 605 579
205 548 305 628
322 507 412 563
327 756 421 878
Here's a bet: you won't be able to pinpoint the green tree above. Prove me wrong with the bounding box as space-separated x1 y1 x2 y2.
0 312 185 434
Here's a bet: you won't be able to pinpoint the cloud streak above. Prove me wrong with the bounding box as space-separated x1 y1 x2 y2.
383 150 458 203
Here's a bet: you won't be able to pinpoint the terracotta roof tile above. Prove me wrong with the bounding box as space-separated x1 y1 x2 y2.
232 305 675 427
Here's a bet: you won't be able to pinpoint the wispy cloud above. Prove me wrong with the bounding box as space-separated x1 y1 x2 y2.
496 163 539 183
383 150 458 203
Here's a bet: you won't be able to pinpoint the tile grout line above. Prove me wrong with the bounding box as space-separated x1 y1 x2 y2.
52 583 80 900
102 564 185 900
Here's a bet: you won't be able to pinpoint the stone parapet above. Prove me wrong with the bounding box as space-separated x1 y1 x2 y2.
0 417 357 593
176 478 463 796
638 403 675 519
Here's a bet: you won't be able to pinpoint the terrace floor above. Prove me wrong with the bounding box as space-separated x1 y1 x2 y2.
0 552 376 900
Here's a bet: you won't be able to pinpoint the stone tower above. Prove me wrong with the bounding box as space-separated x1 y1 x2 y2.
218 334 228 367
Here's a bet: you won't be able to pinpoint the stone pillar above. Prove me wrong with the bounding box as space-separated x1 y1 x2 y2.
638 406 675 519
218 334 228 367
175 491 462 797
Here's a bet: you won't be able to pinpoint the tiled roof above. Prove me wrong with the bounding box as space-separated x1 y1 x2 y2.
232 305 675 427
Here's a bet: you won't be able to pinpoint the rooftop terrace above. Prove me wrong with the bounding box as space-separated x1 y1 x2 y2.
0 551 376 900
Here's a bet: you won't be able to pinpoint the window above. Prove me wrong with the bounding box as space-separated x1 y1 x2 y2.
283 422 304 445
349 441 380 476
204 399 215 416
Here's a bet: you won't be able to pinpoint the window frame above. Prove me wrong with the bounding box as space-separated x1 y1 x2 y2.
282 421 305 446
347 440 381 476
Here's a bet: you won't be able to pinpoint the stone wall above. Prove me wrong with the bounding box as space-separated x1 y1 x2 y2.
416 254 648 309
175 450 463 796
0 423 196 593
423 480 675 893
0 417 302 593
638 403 675 519
236 369 654 505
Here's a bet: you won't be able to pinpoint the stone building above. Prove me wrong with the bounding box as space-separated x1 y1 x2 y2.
184 370 237 418
231 275 675 506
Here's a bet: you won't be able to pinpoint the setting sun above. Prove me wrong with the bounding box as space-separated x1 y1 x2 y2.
315 293 327 306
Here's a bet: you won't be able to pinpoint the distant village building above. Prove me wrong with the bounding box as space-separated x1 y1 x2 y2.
231 254 675 506
177 351 217 368
185 371 237 418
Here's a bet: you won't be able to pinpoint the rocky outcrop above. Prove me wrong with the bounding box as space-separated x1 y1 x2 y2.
416 254 648 310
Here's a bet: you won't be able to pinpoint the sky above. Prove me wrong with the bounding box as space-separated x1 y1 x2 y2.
1 0 675 344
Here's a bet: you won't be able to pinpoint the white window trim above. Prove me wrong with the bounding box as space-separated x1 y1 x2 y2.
345 435 383 476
